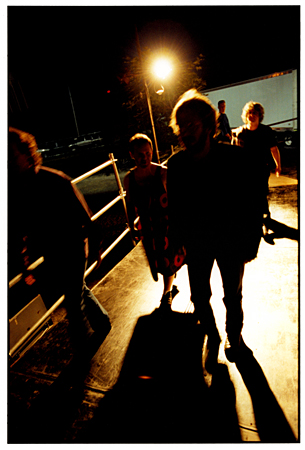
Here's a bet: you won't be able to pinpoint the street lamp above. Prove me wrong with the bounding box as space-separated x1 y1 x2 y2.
152 58 173 81
152 58 173 96
135 29 174 163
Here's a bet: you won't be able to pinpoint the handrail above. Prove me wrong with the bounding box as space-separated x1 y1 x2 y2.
9 256 45 289
28 256 44 271
80 152 135 278
82 152 136 277
85 227 131 278
9 274 23 289
71 159 114 185
9 295 65 358
9 153 135 359
91 194 123 222
267 118 298 127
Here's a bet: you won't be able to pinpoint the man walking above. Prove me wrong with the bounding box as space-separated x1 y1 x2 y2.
167 90 263 371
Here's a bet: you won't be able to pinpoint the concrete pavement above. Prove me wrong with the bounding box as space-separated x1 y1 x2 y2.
8 173 299 443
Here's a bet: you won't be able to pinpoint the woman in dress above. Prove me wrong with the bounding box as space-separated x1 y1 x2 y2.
124 133 186 310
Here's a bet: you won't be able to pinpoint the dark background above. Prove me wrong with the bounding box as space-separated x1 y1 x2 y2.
8 5 300 145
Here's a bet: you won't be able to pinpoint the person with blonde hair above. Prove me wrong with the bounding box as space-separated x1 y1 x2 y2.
232 101 281 221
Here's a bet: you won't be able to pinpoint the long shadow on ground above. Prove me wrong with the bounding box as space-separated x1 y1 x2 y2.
236 352 297 443
79 310 242 443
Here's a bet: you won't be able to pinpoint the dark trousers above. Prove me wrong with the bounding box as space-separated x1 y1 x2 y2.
187 241 245 340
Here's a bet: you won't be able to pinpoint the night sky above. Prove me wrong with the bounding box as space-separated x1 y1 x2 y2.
8 5 300 144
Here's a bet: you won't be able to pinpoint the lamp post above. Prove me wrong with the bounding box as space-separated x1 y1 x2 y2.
135 29 161 163
135 29 174 164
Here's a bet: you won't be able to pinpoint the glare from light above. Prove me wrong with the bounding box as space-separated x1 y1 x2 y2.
153 58 172 80
156 85 164 95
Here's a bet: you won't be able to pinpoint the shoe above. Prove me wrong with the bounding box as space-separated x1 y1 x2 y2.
159 290 173 311
263 232 275 245
171 285 179 300
225 335 253 363
262 218 275 245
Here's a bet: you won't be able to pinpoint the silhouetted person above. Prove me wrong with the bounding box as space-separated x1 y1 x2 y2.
232 101 281 223
167 90 263 370
124 133 186 310
8 127 111 352
217 100 231 143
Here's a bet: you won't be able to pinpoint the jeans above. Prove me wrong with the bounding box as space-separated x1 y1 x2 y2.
67 283 111 351
82 284 111 334
187 240 245 340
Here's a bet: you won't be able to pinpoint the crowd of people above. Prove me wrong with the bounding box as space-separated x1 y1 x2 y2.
8 92 282 373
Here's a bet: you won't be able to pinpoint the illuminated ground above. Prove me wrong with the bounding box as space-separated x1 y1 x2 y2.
8 169 298 443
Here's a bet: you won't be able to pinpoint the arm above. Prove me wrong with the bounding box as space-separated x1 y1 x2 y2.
225 114 232 139
235 150 264 263
270 146 281 176
231 127 243 146
123 173 139 240
166 156 185 249
217 115 226 137
160 166 168 191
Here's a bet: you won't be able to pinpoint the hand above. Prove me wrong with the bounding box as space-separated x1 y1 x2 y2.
275 167 281 177
94 247 104 270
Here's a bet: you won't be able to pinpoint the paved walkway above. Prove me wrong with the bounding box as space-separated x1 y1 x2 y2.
8 174 299 443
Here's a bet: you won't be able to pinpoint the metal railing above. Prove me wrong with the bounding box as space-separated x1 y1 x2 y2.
72 153 134 278
9 153 135 360
9 293 66 359
8 255 64 360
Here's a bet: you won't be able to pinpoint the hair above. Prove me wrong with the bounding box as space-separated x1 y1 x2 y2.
241 101 265 124
218 100 225 108
169 89 217 137
8 127 42 168
129 133 153 153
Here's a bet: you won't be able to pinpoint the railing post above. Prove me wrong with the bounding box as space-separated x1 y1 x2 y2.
109 153 136 246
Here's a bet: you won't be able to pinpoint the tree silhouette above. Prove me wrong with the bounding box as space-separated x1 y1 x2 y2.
119 48 207 159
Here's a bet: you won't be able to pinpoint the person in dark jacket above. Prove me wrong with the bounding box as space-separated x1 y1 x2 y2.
167 90 263 370
8 127 111 351
216 100 231 143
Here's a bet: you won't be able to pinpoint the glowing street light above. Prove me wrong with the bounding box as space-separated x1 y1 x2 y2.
135 29 175 163
153 58 173 80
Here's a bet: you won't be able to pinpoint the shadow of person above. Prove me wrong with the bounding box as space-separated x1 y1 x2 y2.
80 309 242 443
235 349 297 442
263 218 299 245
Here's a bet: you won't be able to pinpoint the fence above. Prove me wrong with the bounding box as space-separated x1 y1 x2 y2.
9 153 134 362
72 153 135 277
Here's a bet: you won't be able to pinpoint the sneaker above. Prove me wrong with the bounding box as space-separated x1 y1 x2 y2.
225 335 252 363
263 232 275 245
171 285 179 300
159 290 173 311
